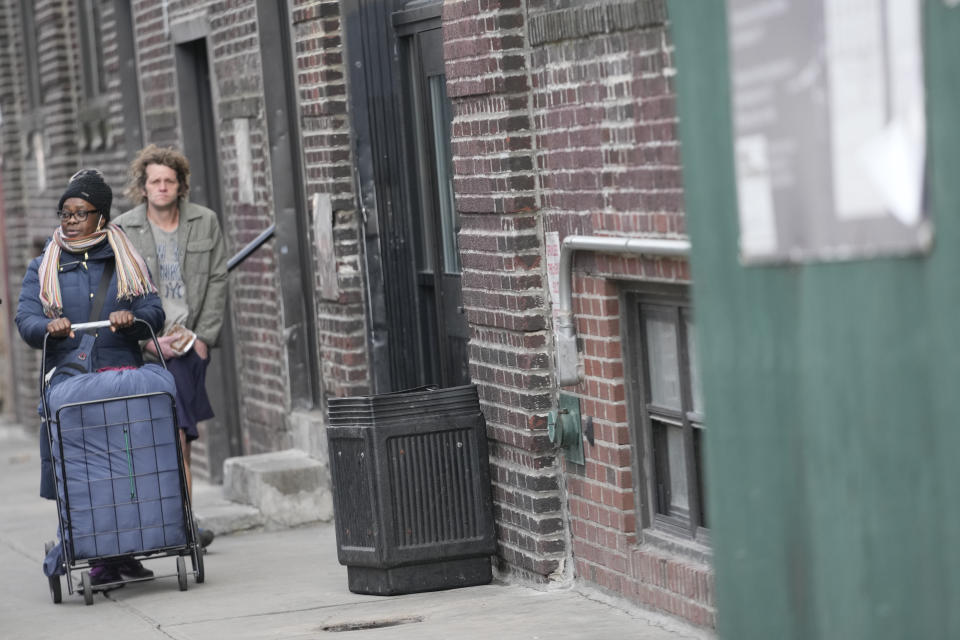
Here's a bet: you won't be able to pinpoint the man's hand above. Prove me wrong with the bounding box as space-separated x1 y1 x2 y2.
46 318 73 339
144 334 180 361
109 310 135 332
194 338 208 360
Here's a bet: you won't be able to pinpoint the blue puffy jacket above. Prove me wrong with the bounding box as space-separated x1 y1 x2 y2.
15 238 165 374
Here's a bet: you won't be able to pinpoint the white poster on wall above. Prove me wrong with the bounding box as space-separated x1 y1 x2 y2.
546 232 561 327
313 193 339 301
727 0 930 264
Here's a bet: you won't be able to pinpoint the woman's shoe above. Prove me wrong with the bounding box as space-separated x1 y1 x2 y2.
117 558 154 579
80 564 123 591
198 528 215 549
89 564 122 585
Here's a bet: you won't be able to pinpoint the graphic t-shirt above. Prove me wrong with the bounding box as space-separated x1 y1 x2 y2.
150 222 190 333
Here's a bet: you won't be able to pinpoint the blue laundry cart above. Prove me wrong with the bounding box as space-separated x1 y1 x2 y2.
40 319 204 605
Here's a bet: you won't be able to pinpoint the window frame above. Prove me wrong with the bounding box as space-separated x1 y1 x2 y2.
21 0 41 110
77 0 107 100
623 283 709 546
74 0 116 153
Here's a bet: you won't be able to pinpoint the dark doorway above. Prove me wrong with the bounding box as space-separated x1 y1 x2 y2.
343 0 469 391
398 19 470 388
176 36 244 481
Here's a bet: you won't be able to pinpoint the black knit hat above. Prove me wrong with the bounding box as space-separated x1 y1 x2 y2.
58 169 112 221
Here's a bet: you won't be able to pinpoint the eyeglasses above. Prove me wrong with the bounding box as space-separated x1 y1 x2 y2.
56 209 99 222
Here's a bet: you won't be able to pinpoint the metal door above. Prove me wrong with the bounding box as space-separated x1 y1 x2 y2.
399 24 470 388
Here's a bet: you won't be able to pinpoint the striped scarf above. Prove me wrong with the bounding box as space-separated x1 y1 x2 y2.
37 223 157 318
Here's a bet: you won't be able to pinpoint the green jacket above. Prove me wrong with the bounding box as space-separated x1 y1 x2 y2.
114 200 228 347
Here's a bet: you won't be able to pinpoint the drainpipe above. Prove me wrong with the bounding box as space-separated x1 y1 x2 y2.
555 235 692 386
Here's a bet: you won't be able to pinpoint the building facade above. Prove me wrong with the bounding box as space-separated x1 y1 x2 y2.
0 0 713 627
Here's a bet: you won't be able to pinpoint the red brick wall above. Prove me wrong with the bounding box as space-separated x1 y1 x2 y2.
0 1 31 422
0 0 714 626
444 0 567 582
133 1 178 146
446 0 714 627
129 0 290 454
2 0 143 424
131 0 368 456
292 0 370 399
2 0 367 460
216 2 290 454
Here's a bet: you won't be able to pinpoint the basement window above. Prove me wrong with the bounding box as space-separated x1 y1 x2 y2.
625 286 708 543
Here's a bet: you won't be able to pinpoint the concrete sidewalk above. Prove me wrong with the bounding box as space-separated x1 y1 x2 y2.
0 422 712 640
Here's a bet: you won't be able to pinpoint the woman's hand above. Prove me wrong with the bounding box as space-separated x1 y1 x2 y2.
109 310 135 332
46 318 73 339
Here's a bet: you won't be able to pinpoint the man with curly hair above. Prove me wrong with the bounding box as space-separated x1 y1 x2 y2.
115 144 227 549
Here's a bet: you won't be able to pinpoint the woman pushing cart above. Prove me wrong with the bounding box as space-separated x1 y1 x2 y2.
15 169 204 603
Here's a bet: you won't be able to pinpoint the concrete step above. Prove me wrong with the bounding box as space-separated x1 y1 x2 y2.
191 469 265 535
222 449 333 529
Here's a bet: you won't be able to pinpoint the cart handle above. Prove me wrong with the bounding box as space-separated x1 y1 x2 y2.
40 317 166 429
41 317 166 383
69 320 113 331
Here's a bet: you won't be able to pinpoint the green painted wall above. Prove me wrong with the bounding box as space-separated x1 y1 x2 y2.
668 1 960 637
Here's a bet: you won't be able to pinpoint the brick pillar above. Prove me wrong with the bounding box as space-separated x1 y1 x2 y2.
292 0 370 400
444 0 566 581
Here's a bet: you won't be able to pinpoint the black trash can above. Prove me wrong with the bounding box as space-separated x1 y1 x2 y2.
326 384 496 595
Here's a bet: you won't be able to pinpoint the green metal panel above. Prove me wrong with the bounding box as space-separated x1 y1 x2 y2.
547 392 585 465
668 1 960 637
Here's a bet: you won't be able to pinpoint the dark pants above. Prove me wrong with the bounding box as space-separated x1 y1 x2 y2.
39 421 55 500
166 349 215 440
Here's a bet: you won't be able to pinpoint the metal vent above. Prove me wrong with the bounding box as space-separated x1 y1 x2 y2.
387 428 481 546
331 438 376 550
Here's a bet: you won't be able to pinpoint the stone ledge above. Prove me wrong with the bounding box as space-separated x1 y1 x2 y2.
223 449 334 528
528 0 666 46
194 500 265 535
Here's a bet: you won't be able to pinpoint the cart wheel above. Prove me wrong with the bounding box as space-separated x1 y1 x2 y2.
48 574 62 604
177 556 188 591
191 542 205 584
42 541 62 604
81 571 94 606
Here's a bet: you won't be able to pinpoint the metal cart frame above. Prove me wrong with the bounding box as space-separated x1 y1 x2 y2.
40 319 204 605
